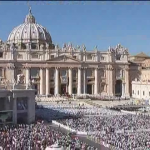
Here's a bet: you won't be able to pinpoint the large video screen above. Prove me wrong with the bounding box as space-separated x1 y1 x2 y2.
17 97 28 110
0 98 13 111
0 111 13 123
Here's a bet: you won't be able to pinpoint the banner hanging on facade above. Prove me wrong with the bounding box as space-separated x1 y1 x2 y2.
61 76 68 84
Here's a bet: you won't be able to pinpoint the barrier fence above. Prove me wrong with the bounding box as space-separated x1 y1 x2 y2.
52 120 87 135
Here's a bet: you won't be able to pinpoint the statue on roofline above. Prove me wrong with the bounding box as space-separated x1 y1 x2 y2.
94 45 98 51
10 43 16 54
82 45 86 52
55 44 59 50
62 43 66 51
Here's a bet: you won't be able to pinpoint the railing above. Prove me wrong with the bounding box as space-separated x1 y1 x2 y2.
0 83 35 90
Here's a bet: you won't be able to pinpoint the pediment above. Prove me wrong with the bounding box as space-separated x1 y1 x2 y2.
46 55 81 63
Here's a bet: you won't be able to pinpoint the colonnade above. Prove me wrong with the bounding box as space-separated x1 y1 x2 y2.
25 66 130 97
25 67 100 96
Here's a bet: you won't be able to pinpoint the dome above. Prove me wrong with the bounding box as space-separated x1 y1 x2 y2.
7 7 52 45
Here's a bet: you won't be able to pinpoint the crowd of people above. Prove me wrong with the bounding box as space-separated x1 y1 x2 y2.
58 111 150 149
36 94 130 102
75 94 130 100
0 122 97 150
1 98 150 150
34 100 150 149
36 101 124 121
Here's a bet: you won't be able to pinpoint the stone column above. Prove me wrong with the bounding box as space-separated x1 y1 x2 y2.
83 68 87 94
68 68 73 95
107 65 114 96
94 68 98 95
46 68 50 96
26 67 30 85
77 68 82 95
125 65 130 98
55 67 59 95
40 68 44 95
121 82 125 98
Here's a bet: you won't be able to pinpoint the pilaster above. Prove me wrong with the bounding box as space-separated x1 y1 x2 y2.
124 65 130 97
83 67 87 94
107 65 114 96
77 67 82 95
46 68 50 96
94 67 99 95
40 67 44 95
68 67 73 95
55 67 60 95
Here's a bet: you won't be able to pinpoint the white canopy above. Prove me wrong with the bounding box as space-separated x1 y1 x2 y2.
45 143 64 150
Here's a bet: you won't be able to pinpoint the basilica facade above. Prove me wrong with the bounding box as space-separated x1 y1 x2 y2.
0 8 134 97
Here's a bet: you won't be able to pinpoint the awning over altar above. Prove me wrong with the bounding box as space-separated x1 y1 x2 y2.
45 144 64 150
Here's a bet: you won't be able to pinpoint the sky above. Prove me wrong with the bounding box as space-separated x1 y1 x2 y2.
0 1 150 55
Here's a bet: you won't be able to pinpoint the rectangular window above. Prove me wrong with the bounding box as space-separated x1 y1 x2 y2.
143 91 145 96
101 56 105 60
31 68 39 78
149 92 150 96
31 53 38 59
17 69 22 75
73 56 76 59
17 54 23 59
51 55 54 59
116 54 121 60
138 91 139 95
87 54 92 60
132 90 134 94
0 52 3 58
